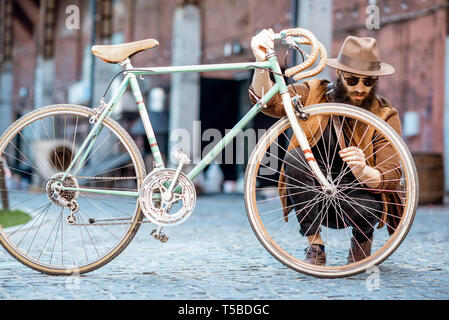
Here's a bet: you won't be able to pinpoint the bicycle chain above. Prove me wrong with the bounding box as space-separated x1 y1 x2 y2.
67 175 147 226
73 176 142 181
70 219 152 226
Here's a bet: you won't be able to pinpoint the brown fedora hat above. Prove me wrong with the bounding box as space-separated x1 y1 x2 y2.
327 36 395 76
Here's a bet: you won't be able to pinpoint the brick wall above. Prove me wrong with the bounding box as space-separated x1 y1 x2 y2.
9 0 446 153
53 0 90 103
11 3 36 116
8 0 293 111
126 0 293 80
332 0 447 153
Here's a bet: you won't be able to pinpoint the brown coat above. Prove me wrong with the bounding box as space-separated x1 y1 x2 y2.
249 78 404 235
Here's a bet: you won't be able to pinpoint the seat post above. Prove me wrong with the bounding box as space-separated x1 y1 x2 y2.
119 58 133 71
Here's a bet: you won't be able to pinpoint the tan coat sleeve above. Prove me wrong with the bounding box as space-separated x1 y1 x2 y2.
372 108 403 192
248 82 310 118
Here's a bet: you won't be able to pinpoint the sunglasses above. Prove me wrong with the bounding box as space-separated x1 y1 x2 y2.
341 73 378 87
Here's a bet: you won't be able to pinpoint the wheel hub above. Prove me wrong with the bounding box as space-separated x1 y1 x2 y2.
323 185 337 196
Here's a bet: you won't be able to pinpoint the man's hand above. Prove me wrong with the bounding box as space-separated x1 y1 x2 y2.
250 28 275 97
339 146 366 177
339 146 381 188
250 28 275 62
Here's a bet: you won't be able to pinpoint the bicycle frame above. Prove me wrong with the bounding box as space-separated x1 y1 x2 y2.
58 38 333 198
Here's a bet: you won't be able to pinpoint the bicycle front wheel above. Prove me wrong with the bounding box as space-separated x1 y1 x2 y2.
244 103 418 278
0 105 146 275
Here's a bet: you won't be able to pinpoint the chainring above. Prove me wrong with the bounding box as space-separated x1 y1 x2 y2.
139 168 196 227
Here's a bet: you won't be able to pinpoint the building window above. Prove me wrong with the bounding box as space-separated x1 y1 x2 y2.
0 0 13 63
39 0 56 59
97 0 113 40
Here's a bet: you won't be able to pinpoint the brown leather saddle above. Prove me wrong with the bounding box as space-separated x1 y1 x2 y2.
91 39 159 64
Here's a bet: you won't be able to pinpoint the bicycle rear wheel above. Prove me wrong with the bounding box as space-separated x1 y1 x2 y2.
244 103 418 278
0 105 146 275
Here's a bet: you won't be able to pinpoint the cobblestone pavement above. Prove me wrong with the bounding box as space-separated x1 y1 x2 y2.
0 193 448 300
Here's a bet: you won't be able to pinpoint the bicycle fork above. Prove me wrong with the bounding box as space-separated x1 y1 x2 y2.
267 50 335 194
280 92 335 194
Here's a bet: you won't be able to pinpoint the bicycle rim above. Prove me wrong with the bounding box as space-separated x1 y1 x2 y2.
0 105 146 275
244 103 418 278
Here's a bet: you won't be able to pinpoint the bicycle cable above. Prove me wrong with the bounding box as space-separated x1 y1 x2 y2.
100 68 156 102
101 44 307 106
251 43 306 107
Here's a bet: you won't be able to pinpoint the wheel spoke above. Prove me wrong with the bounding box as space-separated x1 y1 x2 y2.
0 106 144 275
245 105 417 277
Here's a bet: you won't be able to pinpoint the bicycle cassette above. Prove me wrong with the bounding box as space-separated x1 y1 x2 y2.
139 168 196 226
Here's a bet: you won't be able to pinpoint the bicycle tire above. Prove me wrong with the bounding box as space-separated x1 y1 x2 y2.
0 105 147 275
244 103 418 278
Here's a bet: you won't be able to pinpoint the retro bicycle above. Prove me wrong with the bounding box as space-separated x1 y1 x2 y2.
0 28 418 278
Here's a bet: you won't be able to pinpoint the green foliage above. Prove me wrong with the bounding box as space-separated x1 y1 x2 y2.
0 209 32 228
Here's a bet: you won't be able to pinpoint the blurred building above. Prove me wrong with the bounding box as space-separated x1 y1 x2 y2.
0 0 298 183
333 0 446 153
0 0 448 193
332 0 448 199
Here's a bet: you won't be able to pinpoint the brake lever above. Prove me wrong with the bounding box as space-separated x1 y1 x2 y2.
284 36 309 58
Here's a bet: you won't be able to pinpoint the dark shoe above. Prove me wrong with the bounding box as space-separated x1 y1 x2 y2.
347 236 373 264
304 244 326 266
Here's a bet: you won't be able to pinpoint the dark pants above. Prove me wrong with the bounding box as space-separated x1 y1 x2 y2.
283 130 383 243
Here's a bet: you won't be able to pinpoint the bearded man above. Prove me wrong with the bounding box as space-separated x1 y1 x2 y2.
249 29 402 266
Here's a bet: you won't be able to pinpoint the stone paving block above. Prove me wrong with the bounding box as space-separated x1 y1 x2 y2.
0 194 448 299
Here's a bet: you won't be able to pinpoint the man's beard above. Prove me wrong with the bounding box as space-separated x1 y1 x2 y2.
333 75 377 110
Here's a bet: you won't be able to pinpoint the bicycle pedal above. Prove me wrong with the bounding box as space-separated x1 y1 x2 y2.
150 229 169 243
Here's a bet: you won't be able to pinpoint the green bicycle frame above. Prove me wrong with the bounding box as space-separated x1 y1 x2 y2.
58 52 288 198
